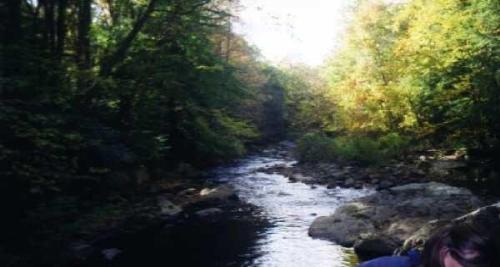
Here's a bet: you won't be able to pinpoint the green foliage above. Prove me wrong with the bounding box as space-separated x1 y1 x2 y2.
192 111 259 162
0 102 85 195
310 0 500 152
378 132 410 158
296 133 337 162
0 0 280 262
297 132 410 164
275 65 333 132
0 0 274 180
332 136 380 164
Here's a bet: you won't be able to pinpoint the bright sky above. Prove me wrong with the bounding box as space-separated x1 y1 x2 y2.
232 0 352 66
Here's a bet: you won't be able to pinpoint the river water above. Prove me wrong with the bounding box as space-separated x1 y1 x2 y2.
209 142 373 267
93 143 372 267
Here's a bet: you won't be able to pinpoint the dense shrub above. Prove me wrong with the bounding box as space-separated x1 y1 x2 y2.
332 136 381 164
296 133 336 162
378 132 410 158
297 132 410 164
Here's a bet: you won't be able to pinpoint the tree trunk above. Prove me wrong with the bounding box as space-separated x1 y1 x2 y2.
225 21 231 62
3 0 22 46
2 0 23 93
42 0 56 53
76 0 92 94
99 0 158 76
77 0 92 70
56 0 67 61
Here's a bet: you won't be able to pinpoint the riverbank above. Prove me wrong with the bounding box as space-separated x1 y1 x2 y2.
262 146 500 261
5 142 498 266
70 141 369 267
1 175 266 266
261 148 499 200
79 184 268 267
2 142 294 266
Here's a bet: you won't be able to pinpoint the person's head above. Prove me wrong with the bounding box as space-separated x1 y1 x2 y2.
421 223 498 267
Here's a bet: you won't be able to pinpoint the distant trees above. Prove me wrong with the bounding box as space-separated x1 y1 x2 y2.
393 0 500 149
293 0 500 154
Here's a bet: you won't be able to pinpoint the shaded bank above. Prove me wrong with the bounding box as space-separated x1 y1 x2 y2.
82 202 267 267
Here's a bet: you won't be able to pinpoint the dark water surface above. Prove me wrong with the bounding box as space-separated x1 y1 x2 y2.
91 143 372 267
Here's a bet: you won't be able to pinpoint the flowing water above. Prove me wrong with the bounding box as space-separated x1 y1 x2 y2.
93 142 373 267
209 142 373 267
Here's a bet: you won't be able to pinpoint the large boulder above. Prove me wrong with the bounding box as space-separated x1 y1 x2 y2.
428 160 467 177
198 185 239 204
309 182 483 259
101 248 122 261
309 203 376 246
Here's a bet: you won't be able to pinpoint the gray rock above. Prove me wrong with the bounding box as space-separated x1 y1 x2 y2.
199 185 239 203
344 178 355 187
68 242 94 260
309 202 376 246
377 180 393 190
178 188 197 196
195 208 224 218
289 173 314 182
278 191 292 196
308 182 482 258
390 182 470 196
326 183 337 189
102 248 122 261
429 160 467 177
157 196 182 217
328 169 348 178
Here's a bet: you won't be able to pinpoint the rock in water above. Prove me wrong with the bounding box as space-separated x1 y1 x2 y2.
289 173 314 183
157 196 182 217
308 205 376 246
308 182 482 259
199 185 238 203
195 208 224 218
101 248 122 261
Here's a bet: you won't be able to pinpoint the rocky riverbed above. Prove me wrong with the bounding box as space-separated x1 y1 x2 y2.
259 146 500 261
63 143 500 266
69 141 380 267
307 182 496 260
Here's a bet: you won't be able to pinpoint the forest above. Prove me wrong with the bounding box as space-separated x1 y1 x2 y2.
293 0 500 165
1 0 499 266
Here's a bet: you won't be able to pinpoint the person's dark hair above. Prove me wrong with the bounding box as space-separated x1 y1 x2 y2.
421 223 499 267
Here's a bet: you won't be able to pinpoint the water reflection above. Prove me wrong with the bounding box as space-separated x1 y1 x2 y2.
214 147 373 267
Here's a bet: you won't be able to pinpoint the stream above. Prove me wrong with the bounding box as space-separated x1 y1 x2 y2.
94 142 373 267
210 142 373 267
